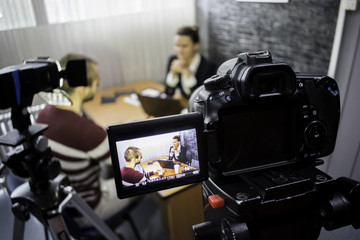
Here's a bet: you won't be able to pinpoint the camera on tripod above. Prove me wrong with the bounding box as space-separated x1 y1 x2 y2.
0 57 87 180
1 56 125 240
108 51 360 240
189 51 353 240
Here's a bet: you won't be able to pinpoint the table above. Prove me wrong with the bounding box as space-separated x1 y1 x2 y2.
83 80 204 240
141 156 198 178
83 79 164 127
83 79 188 127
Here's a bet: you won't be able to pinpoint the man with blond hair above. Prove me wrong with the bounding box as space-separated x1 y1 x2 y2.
37 53 130 226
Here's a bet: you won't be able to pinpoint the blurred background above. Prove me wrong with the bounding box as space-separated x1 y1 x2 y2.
1 0 359 239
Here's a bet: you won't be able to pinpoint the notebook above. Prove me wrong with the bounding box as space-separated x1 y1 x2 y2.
136 94 184 117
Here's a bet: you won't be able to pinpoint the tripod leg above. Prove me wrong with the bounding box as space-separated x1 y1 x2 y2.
12 204 73 240
13 217 25 240
60 186 120 240
47 215 71 240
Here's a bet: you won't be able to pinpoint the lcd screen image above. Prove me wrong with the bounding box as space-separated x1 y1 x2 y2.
107 112 207 198
115 129 200 189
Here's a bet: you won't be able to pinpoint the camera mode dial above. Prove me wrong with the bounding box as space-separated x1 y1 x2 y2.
304 120 327 149
204 75 231 91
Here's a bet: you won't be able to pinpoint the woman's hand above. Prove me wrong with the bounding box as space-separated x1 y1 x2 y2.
170 59 189 74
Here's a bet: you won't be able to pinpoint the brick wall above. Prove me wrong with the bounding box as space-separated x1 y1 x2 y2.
205 0 340 75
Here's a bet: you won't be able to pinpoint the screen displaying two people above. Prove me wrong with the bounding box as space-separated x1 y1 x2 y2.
108 112 207 198
115 130 200 188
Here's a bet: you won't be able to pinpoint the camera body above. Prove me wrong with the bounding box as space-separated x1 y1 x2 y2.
191 51 340 176
190 51 349 240
0 57 86 109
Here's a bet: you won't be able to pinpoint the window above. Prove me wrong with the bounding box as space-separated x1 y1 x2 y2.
44 0 143 24
0 0 187 31
0 0 37 31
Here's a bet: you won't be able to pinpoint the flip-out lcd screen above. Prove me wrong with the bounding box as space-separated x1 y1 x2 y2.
107 113 207 198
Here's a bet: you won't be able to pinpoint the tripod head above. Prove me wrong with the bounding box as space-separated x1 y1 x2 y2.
0 105 60 191
192 164 360 240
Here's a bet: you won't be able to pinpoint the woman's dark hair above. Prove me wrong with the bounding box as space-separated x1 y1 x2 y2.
176 26 200 44
173 135 181 142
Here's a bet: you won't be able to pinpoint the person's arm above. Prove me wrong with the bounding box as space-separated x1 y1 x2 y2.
144 171 154 179
122 167 148 183
165 72 178 96
179 73 197 97
169 146 175 160
164 56 178 96
178 146 188 164
192 55 217 91
174 147 181 160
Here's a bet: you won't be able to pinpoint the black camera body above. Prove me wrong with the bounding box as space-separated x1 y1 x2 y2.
190 52 358 240
191 51 340 176
0 57 86 110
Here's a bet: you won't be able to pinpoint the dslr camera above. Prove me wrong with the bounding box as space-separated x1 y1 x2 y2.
108 51 359 240
191 50 340 175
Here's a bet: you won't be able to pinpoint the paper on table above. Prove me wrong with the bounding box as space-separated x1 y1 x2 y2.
123 93 140 107
123 88 161 106
140 88 161 97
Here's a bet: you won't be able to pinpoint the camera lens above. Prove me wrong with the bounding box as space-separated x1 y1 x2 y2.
220 218 250 240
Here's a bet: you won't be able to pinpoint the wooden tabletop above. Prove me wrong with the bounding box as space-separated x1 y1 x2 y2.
140 156 199 198
83 79 188 128
83 79 163 127
141 156 198 178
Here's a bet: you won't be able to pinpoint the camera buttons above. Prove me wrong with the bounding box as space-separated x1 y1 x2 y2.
302 105 318 119
225 95 232 102
208 194 225 208
297 80 304 88
302 105 310 119
304 120 327 148
309 105 318 116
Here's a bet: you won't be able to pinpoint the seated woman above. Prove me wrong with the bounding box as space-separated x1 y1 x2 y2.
164 26 217 99
168 135 188 165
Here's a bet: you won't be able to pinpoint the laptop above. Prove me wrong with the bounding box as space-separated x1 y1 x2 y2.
156 160 175 169
136 94 184 117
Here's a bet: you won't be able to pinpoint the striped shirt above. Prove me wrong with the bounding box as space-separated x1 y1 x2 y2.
36 105 110 209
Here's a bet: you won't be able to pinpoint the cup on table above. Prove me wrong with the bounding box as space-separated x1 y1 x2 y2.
174 163 180 174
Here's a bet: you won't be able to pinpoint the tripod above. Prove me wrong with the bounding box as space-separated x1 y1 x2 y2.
192 163 360 240
0 107 120 240
9 173 120 240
